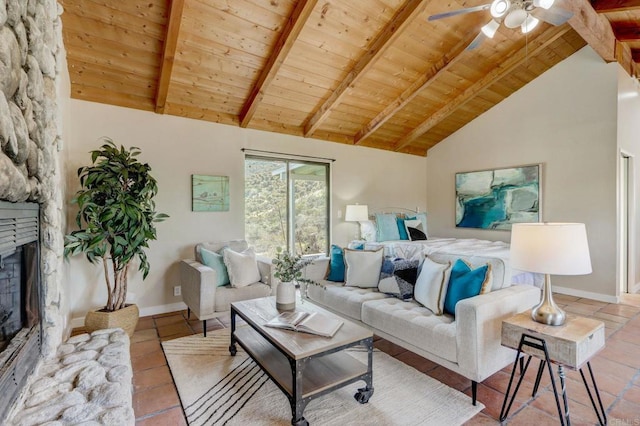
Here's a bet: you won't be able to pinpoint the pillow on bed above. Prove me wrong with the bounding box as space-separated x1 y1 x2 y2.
396 217 409 240
378 257 419 300
443 259 492 316
413 257 452 315
404 219 427 241
344 248 383 288
359 220 377 242
375 213 400 241
405 213 429 240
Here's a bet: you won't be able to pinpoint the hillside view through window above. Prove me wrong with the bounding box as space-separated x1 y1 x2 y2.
245 156 329 258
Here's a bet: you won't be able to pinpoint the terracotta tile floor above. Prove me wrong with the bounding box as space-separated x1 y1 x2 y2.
72 293 640 425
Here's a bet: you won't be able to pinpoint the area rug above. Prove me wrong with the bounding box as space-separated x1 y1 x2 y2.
162 329 483 425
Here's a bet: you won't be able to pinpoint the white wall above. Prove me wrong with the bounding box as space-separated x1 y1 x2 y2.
617 66 640 294
64 100 427 323
426 47 619 301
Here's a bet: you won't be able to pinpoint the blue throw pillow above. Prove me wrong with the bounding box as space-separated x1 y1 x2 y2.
375 213 400 241
443 259 490 316
326 245 346 282
200 247 230 286
396 217 409 240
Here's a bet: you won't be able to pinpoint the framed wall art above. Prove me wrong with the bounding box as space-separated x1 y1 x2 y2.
192 174 230 212
455 164 541 230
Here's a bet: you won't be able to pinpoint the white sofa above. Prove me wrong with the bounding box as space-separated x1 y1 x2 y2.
301 252 540 405
180 240 276 336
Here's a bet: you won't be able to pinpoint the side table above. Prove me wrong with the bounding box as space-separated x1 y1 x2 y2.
500 310 606 425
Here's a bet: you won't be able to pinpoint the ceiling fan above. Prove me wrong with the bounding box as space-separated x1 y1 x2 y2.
428 0 573 50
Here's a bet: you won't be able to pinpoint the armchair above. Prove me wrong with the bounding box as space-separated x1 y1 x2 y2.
180 240 276 336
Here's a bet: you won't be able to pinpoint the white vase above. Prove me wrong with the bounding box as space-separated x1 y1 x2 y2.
276 281 296 311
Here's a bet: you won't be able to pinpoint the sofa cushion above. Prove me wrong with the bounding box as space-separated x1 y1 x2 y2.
199 248 230 286
428 252 505 291
326 244 346 282
344 248 383 288
413 257 452 315
362 298 457 363
443 259 491 316
305 281 390 321
378 257 419 300
222 247 261 288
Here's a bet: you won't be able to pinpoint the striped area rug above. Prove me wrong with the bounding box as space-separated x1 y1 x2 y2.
162 328 483 426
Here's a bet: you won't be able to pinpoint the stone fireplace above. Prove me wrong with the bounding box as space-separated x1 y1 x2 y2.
0 0 67 421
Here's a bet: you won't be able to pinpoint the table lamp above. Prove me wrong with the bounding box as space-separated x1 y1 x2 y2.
345 204 369 240
510 223 592 326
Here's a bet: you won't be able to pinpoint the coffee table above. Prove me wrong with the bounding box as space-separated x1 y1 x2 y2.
229 297 374 426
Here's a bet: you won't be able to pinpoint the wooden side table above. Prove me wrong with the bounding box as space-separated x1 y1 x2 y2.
499 311 606 426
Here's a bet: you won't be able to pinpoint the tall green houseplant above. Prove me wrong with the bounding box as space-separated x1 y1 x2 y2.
64 139 168 312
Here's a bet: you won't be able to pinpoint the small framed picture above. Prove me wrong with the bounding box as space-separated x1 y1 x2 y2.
192 174 230 212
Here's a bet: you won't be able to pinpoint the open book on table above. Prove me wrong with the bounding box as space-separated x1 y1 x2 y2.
265 311 343 338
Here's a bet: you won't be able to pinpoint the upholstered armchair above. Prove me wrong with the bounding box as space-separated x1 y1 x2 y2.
180 240 276 336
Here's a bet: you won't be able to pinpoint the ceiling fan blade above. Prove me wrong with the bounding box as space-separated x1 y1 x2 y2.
532 7 573 26
428 4 491 21
466 32 487 50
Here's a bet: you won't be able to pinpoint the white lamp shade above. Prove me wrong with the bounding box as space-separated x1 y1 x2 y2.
533 0 555 9
490 0 510 18
345 205 369 222
504 8 527 28
510 223 592 275
521 15 539 34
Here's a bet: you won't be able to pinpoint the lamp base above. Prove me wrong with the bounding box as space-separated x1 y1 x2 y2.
531 274 566 326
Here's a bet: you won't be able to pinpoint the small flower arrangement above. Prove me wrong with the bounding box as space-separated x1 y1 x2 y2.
272 247 320 288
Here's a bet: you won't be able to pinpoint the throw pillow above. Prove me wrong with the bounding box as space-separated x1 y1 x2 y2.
413 257 452 315
405 212 429 239
359 220 377 242
443 259 492 316
396 217 409 240
404 219 427 241
325 244 346 282
378 257 419 300
344 248 383 288
222 247 261 288
199 247 230 286
375 213 400 241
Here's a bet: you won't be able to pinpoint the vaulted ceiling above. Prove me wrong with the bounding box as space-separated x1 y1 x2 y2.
60 0 640 156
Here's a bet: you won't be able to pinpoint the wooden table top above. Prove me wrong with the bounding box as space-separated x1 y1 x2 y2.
231 297 373 360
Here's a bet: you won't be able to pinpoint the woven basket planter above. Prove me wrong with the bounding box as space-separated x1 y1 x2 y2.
85 304 139 337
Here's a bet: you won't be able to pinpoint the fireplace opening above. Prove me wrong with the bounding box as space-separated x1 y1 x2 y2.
0 202 42 417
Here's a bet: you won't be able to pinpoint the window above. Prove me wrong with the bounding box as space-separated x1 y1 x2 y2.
245 156 329 258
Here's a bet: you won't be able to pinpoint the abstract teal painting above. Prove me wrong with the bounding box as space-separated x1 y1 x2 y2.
192 175 229 212
455 165 540 230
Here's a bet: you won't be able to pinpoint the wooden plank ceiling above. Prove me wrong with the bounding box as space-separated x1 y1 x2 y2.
60 0 639 156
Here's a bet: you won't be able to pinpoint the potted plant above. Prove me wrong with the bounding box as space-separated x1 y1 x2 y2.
64 139 168 336
272 247 320 311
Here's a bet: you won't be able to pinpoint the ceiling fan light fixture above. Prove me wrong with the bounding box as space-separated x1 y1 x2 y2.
533 0 555 9
490 0 510 18
521 15 539 33
481 19 501 38
504 8 527 28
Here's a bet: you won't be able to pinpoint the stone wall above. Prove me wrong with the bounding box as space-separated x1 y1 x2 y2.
0 0 65 356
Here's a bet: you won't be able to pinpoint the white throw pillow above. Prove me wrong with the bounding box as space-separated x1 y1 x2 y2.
222 247 261 288
344 248 383 288
414 257 452 315
359 220 376 242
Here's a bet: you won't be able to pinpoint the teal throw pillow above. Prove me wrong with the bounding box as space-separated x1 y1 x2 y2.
200 247 230 286
375 213 401 241
396 217 409 240
443 259 490 316
326 245 346 282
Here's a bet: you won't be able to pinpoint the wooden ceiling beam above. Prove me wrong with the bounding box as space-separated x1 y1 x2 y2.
239 0 318 128
592 0 640 13
560 0 618 62
155 0 185 114
303 0 429 137
613 26 640 42
393 25 572 152
354 33 475 145
632 48 640 62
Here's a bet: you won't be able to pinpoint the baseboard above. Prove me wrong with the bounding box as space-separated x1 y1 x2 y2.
553 286 619 304
69 301 189 330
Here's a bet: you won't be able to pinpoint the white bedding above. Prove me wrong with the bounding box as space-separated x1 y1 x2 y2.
349 238 543 287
